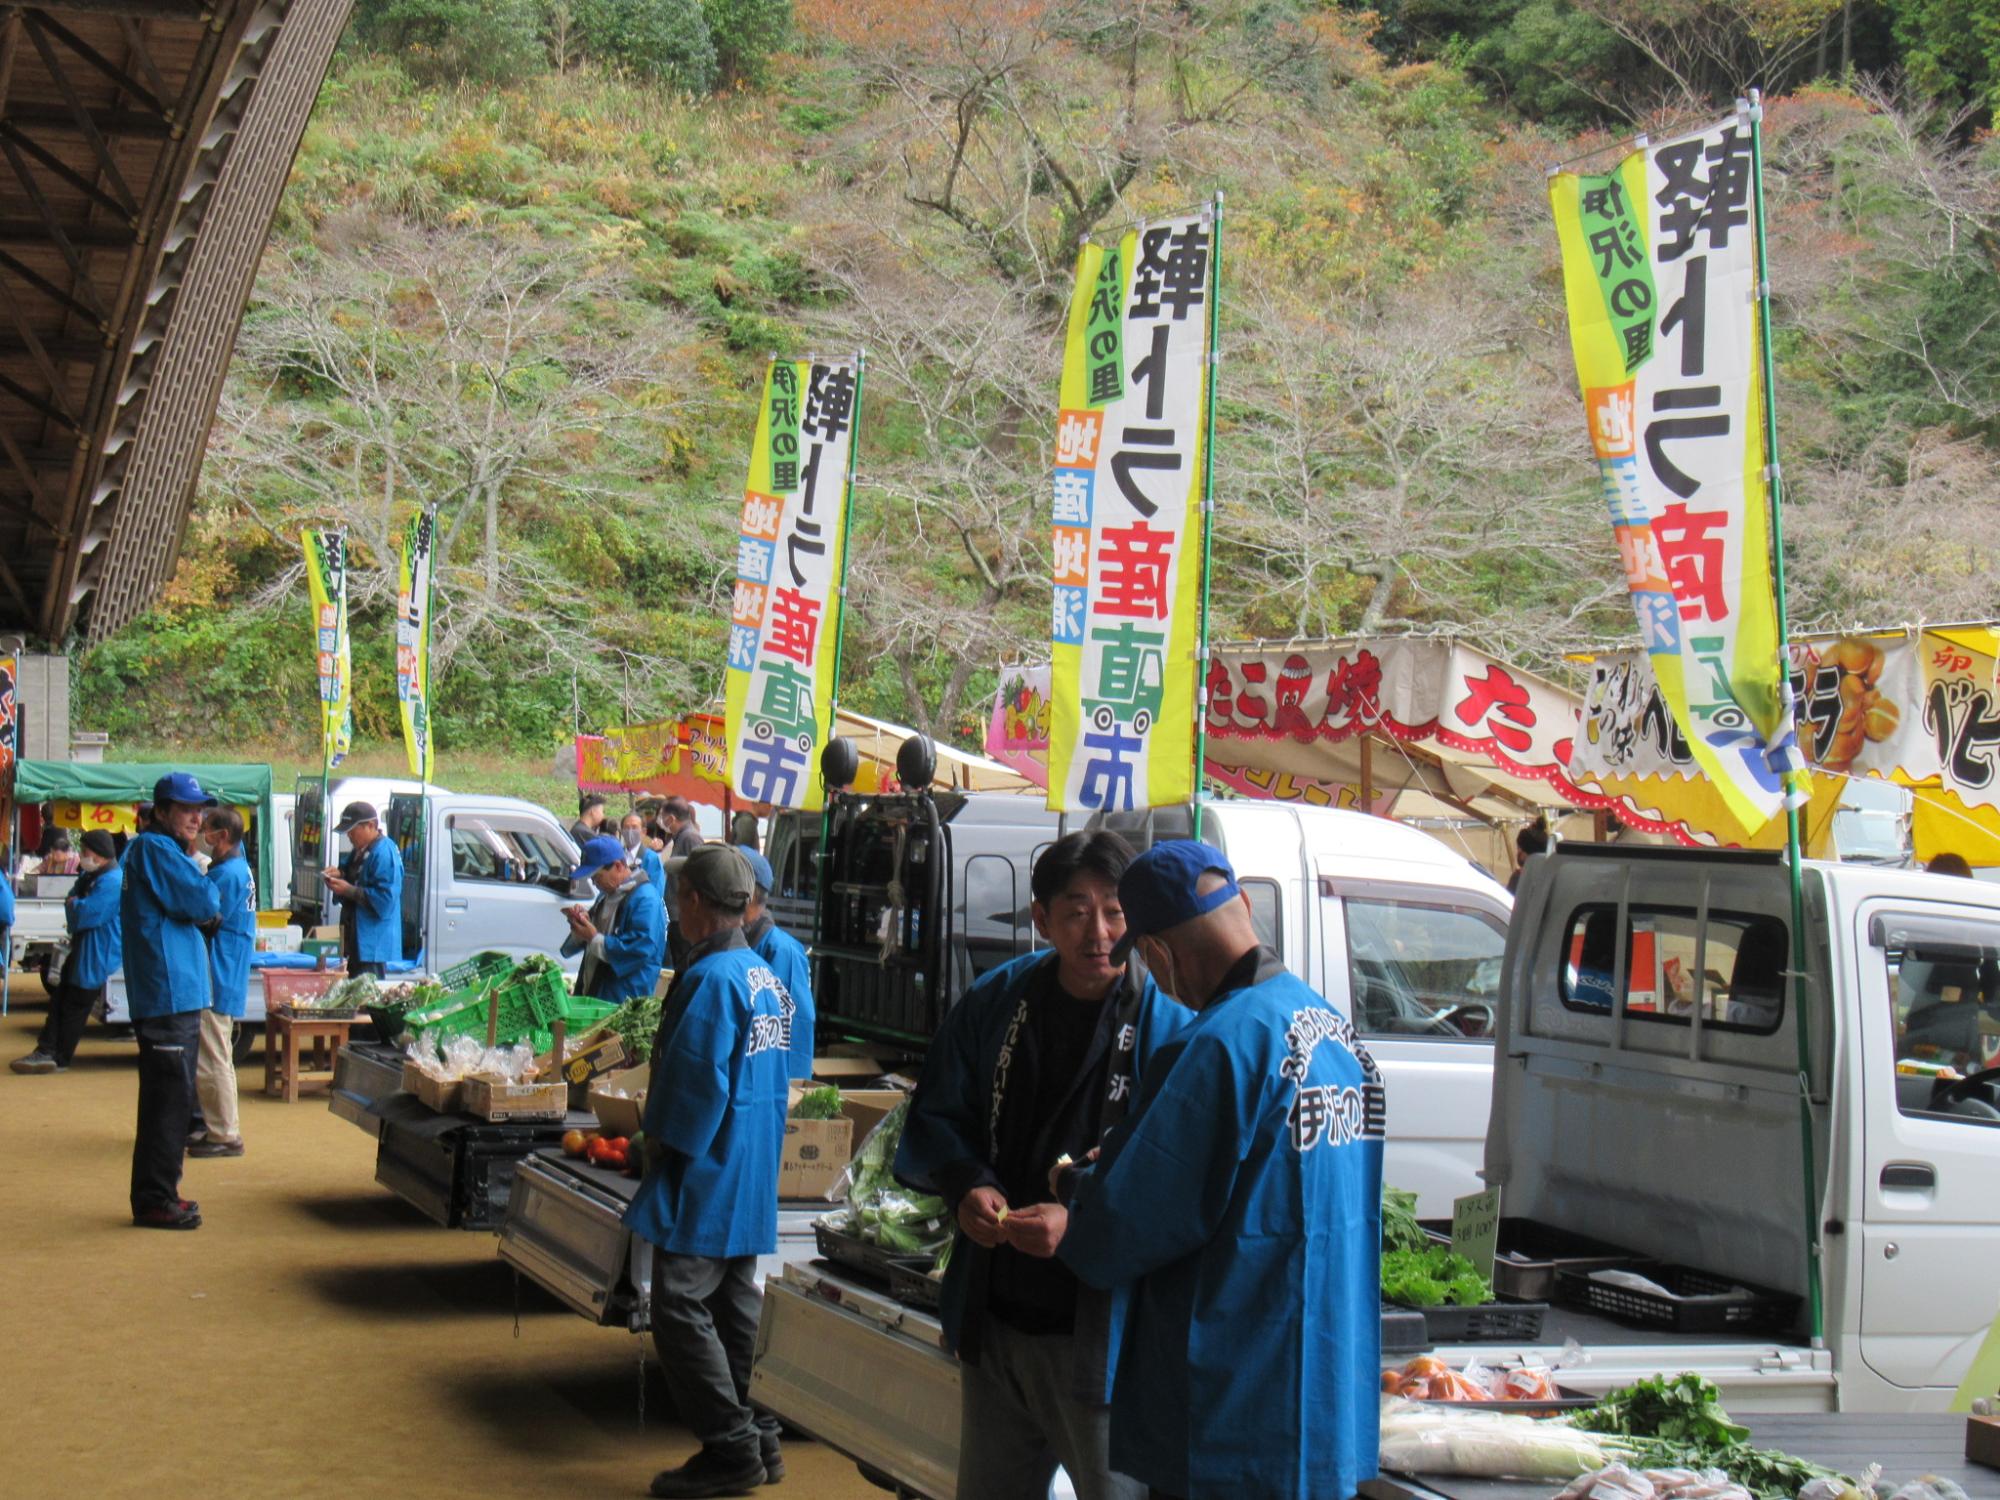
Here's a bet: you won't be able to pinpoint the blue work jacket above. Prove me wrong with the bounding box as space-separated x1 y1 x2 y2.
345 836 404 964
562 872 665 1005
1059 959 1386 1500
896 950 1188 1401
206 852 257 1018
63 864 123 989
746 913 815 1080
0 870 13 930
636 842 663 887
121 831 221 1019
623 931 790 1258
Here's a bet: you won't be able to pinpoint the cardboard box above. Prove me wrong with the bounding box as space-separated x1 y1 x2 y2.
1969 1413 2000 1468
400 1060 465 1115
811 1055 884 1082
461 1075 567 1122
549 1032 628 1088
588 1066 649 1137
780 1086 907 1200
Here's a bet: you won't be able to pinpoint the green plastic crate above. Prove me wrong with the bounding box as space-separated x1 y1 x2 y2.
404 981 551 1050
559 996 618 1031
488 967 569 1027
438 950 515 991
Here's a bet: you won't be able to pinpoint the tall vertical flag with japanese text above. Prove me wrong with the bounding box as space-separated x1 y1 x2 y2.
724 357 860 811
396 509 436 782
303 527 353 772
1550 116 1797 834
1047 207 1215 812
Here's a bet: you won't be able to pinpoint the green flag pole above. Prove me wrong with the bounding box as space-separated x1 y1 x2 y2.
1748 89 1824 1347
1191 193 1223 842
815 351 866 953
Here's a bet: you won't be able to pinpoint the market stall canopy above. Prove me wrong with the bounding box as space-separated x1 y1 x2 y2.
578 707 1033 807
989 638 1613 824
13 759 276 894
1570 625 2000 862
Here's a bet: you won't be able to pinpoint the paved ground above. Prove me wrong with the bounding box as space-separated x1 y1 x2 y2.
0 979 882 1500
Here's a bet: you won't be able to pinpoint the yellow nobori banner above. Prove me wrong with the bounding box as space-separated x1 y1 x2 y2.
1047 208 1213 812
723 356 860 812
303 527 352 772
1550 117 1794 835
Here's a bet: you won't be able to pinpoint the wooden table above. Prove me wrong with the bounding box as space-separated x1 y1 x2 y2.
264 1007 359 1102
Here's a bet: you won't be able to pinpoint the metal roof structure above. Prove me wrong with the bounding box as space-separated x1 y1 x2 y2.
0 0 351 647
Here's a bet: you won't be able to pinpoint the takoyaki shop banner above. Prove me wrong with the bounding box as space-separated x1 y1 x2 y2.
1574 626 2000 861
992 639 1603 812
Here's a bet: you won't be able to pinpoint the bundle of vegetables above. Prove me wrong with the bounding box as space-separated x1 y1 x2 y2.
790 1084 843 1120
594 993 664 1063
1567 1376 1852 1500
511 953 562 978
301 972 381 1013
1379 1395 1635 1480
1382 1244 1494 1308
1383 1184 1428 1253
831 1100 949 1257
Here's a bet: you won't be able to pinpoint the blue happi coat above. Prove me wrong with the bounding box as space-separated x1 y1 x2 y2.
563 872 666 1005
121 831 221 1019
895 950 1188 1401
1059 959 1385 1500
346 835 404 964
748 914 815 1080
64 863 123 989
206 852 257 1019
623 931 790 1259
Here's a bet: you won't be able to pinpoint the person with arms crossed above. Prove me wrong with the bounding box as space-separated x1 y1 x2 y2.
324 801 401 977
561 834 666 1005
122 773 223 1230
895 831 1188 1500
189 807 255 1159
1051 840 1386 1500
13 829 122 1075
625 845 792 1498
738 848 814 1080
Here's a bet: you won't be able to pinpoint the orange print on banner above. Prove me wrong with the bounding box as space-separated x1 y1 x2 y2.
1614 525 1670 593
731 579 768 627
1585 383 1637 460
1054 409 1104 468
740 491 783 541
1052 527 1090 586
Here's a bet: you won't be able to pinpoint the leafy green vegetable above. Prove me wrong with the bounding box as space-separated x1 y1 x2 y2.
1382 1184 1429 1254
1570 1375 1849 1500
1381 1246 1493 1308
512 953 561 978
790 1084 843 1120
597 993 664 1062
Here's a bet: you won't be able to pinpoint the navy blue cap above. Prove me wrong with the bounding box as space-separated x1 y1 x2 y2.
152 771 217 809
739 848 774 894
572 834 630 881
1109 840 1241 964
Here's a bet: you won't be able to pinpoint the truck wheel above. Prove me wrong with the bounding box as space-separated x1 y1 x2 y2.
231 1022 260 1066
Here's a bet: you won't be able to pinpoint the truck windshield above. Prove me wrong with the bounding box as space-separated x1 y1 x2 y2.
1335 895 1507 1039
447 814 570 886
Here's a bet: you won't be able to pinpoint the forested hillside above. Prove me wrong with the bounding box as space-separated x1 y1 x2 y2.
74 0 2000 759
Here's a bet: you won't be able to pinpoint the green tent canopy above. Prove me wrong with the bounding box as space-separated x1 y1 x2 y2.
14 761 277 901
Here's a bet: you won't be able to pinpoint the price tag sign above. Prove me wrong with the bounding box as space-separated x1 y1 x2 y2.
1451 1187 1502 1284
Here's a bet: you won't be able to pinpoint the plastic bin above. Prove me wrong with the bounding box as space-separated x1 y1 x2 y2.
1412 1300 1549 1343
887 1258 944 1311
1555 1264 1800 1335
1421 1217 1651 1303
439 950 515 991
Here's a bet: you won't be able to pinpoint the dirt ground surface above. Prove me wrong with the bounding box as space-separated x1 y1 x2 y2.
0 981 883 1500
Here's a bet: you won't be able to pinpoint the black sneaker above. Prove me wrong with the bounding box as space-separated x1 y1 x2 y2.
133 1204 201 1230
10 1052 59 1074
649 1446 768 1499
759 1434 783 1484
188 1138 245 1158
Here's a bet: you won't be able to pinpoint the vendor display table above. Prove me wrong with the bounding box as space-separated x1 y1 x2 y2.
1365 1413 1993 1500
264 1009 358 1102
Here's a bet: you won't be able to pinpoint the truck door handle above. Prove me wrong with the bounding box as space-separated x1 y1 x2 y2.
444 898 469 912
1881 1162 1935 1190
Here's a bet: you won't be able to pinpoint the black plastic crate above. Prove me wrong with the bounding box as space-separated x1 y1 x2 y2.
1554 1263 1800 1335
1419 1217 1652 1303
887 1257 944 1311
1380 1303 1432 1354
813 1217 904 1284
1414 1300 1548 1343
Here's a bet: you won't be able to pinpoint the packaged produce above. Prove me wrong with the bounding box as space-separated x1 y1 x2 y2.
1568 1374 1853 1499
1553 1464 1754 1500
821 1099 949 1257
1378 1395 1628 1479
1380 1354 1564 1403
403 1033 540 1084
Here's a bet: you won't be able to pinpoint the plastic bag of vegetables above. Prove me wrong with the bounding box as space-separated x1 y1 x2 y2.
833 1099 949 1256
1379 1396 1633 1480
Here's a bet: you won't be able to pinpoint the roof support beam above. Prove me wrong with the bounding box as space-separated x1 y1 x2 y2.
20 12 142 216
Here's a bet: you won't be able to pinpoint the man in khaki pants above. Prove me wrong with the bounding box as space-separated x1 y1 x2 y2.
190 808 255 1158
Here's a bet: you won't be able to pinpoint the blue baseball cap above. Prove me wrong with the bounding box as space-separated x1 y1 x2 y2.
572 834 630 881
152 771 217 809
739 848 774 894
1109 840 1241 965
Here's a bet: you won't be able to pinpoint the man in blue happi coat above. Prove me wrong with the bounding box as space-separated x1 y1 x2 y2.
1054 840 1386 1500
189 806 256 1159
562 834 666 1005
896 831 1188 1500
738 848 815 1080
324 801 402 976
13 828 122 1074
624 844 791 1499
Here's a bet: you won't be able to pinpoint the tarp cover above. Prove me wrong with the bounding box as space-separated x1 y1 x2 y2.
15 760 274 808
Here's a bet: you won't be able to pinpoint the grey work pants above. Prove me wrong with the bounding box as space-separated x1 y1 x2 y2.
648 1251 779 1460
956 1316 1144 1500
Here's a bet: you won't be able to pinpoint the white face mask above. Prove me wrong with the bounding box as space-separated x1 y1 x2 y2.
621 827 643 851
